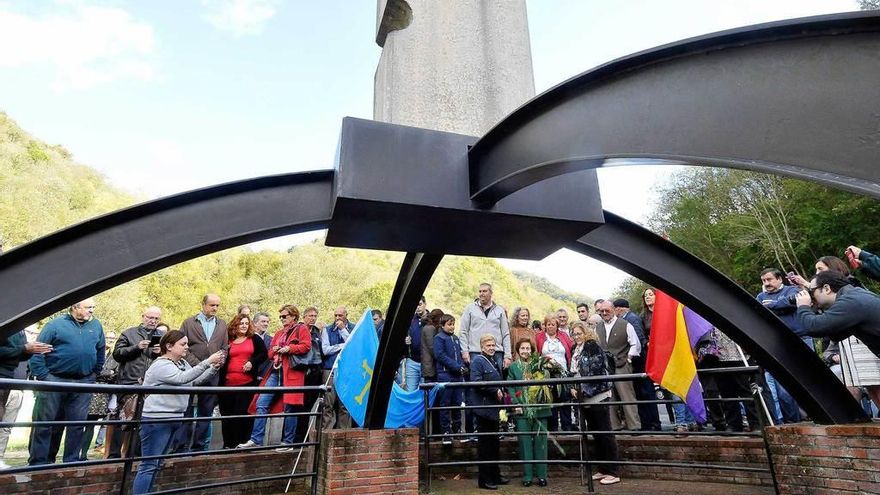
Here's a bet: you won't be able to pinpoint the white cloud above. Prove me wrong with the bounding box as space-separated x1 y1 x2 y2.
202 0 279 37
0 2 159 91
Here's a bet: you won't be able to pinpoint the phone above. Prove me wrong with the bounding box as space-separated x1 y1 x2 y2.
149 334 161 347
846 248 862 270
786 271 798 283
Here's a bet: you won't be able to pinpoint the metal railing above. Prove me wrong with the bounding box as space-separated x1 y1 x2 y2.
0 378 327 495
420 366 778 493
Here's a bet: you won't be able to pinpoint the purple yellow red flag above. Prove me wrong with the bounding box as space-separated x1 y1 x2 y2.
645 289 713 423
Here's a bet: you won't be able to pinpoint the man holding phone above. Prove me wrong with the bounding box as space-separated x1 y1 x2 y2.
110 306 164 457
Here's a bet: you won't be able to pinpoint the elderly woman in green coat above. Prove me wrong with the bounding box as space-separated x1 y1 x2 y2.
507 337 555 487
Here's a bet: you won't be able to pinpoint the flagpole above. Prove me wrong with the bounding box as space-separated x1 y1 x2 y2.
734 343 775 426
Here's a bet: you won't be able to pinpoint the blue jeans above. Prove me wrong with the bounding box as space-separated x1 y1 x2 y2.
133 419 183 494
400 359 422 392
764 372 800 423
672 395 695 426
250 370 297 445
437 372 463 435
28 374 93 465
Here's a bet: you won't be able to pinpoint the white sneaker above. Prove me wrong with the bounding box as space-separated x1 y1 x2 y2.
236 440 258 449
0 461 10 470
275 444 294 452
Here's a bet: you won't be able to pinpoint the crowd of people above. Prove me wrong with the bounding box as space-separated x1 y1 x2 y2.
1 244 880 491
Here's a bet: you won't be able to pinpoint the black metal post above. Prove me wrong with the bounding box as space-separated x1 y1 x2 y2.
423 387 431 493
310 396 324 495
752 379 780 494
118 392 144 495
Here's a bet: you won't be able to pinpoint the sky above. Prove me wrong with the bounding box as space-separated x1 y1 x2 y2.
0 0 861 298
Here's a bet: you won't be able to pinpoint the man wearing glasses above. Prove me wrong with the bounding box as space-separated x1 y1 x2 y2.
795 271 880 359
109 306 163 456
321 307 353 429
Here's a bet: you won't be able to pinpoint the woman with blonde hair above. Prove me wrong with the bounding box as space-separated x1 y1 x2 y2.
469 334 508 490
569 321 621 485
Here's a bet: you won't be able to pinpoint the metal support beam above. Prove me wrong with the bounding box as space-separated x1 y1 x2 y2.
468 12 880 207
0 171 334 336
365 252 443 429
571 211 867 424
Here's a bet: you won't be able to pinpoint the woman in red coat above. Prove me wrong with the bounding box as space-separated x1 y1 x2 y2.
237 305 311 450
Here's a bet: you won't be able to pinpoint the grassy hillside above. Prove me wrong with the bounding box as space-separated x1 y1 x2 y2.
0 112 592 332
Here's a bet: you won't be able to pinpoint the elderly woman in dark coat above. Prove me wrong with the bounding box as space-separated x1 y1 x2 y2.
469 334 509 491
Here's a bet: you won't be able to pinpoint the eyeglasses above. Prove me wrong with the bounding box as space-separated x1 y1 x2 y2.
279 314 291 320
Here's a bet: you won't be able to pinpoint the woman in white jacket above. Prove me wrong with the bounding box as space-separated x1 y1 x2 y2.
133 330 224 495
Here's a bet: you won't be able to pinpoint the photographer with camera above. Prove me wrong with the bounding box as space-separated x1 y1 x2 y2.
795 271 880 359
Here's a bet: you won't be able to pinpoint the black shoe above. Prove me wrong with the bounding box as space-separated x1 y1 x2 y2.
496 477 510 485
521 481 532 487
478 482 498 490
537 478 547 487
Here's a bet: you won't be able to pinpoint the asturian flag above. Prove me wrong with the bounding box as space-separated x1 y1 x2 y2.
334 309 380 427
334 308 437 428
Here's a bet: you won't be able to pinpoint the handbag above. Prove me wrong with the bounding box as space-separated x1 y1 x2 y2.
288 325 323 370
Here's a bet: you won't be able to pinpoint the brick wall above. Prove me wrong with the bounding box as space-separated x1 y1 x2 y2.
427 435 773 486
0 450 313 495
318 428 419 495
766 423 880 494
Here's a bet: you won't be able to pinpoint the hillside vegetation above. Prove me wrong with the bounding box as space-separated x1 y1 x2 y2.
0 112 590 333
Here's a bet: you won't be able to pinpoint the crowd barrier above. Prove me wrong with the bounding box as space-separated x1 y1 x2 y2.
420 366 778 493
0 378 327 495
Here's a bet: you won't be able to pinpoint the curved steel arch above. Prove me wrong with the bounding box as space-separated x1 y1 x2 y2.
468 11 880 207
0 171 334 335
571 211 867 424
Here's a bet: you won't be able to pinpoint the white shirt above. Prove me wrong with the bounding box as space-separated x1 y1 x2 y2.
542 335 567 368
603 316 642 358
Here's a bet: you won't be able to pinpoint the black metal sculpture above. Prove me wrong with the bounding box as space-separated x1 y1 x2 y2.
1 12 877 426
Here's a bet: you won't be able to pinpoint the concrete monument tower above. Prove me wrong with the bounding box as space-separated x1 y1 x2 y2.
373 0 536 136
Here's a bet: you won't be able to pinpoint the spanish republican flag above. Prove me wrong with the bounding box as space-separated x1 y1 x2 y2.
646 290 713 423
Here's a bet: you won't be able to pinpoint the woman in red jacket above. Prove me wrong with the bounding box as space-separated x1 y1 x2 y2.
535 315 575 431
237 305 311 451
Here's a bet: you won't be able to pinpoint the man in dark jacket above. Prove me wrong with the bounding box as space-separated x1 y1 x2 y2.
108 306 163 457
795 271 880 358
29 298 105 465
113 306 163 386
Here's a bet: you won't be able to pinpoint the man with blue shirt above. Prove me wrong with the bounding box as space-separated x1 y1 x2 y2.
28 298 105 465
756 268 807 423
177 294 227 451
322 306 353 429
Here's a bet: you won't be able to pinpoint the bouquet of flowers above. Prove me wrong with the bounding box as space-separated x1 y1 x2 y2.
512 353 568 454
518 354 566 416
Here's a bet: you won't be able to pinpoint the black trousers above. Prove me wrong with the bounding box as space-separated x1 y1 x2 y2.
716 361 761 430
579 401 620 476
218 389 256 448
631 357 661 430
475 415 501 485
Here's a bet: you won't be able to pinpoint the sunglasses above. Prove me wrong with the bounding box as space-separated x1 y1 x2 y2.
279 314 291 320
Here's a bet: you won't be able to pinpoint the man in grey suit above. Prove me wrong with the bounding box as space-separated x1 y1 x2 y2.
596 300 642 431
177 294 228 451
